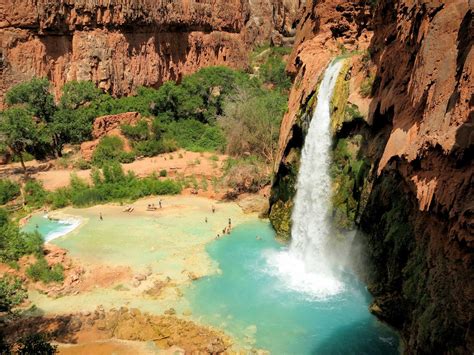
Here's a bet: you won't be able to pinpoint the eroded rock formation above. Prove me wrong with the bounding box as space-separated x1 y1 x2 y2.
270 0 473 352
0 0 302 106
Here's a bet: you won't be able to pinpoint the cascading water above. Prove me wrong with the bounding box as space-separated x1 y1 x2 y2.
266 59 345 299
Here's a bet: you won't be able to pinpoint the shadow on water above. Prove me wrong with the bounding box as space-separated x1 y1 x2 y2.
312 318 400 355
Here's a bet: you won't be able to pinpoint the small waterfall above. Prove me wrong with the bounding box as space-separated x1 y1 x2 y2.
266 59 345 299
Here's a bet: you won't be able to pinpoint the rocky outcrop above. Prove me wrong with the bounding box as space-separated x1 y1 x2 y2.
0 0 302 106
354 1 473 353
269 0 372 240
80 111 140 160
271 0 473 353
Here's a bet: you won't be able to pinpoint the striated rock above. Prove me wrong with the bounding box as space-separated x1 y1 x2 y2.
271 0 473 353
0 0 303 106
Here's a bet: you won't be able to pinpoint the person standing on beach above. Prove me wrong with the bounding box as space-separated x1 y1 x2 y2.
205 217 208 223
99 212 103 221
159 200 162 209
228 218 231 227
212 205 215 213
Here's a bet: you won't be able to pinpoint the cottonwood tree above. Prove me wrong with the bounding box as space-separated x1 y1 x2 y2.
0 107 44 173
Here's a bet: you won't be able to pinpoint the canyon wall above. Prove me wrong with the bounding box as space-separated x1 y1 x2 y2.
270 0 473 352
0 0 300 105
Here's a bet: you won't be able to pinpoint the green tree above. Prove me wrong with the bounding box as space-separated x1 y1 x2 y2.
5 78 56 123
0 179 21 205
0 107 44 172
58 81 102 110
0 275 27 313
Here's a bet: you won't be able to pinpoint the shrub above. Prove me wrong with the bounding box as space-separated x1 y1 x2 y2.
0 275 27 313
360 74 375 97
0 179 21 205
118 151 136 163
74 158 91 170
0 217 43 262
121 120 150 141
26 257 64 283
47 188 70 209
92 136 125 167
24 180 48 209
134 140 165 157
159 169 167 177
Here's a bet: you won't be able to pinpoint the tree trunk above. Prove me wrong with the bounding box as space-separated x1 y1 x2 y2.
19 152 27 175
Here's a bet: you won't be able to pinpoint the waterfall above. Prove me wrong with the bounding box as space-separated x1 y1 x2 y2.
266 59 345 299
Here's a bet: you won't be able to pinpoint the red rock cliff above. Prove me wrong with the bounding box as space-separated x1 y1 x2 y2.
0 0 301 104
271 0 473 352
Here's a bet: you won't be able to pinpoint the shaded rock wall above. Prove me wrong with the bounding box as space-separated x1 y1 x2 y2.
0 0 301 105
270 0 473 352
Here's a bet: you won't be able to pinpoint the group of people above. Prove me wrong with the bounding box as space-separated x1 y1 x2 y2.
215 217 232 239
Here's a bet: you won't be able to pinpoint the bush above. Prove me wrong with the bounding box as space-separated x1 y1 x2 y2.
360 74 375 97
134 140 165 157
164 119 226 152
0 221 43 262
24 180 48 209
92 136 125 167
74 158 91 170
0 179 21 205
118 151 136 163
0 275 27 313
159 169 167 177
47 188 70 209
121 120 150 141
26 257 64 283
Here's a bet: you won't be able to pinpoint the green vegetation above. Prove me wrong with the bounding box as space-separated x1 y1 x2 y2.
0 208 42 263
26 257 64 283
0 275 27 313
0 179 21 205
360 73 375 98
21 163 181 209
1 52 289 168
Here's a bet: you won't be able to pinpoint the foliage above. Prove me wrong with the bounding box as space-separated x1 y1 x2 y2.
159 169 167 177
218 87 286 163
164 119 225 152
0 212 42 262
360 74 375 97
91 136 125 167
0 275 27 313
17 333 57 355
5 78 56 122
0 179 21 205
26 257 64 283
121 120 150 141
59 81 102 110
45 162 181 208
0 107 48 169
74 158 91 170
24 180 48 209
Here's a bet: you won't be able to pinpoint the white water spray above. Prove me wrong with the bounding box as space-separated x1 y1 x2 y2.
266 59 345 299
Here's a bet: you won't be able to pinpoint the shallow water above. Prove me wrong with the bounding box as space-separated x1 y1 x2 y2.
184 221 400 354
22 214 81 243
24 199 399 354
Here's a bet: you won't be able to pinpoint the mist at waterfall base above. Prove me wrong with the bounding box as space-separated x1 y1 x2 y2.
186 60 399 353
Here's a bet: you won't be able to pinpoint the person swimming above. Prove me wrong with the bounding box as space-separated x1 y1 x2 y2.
205 217 208 223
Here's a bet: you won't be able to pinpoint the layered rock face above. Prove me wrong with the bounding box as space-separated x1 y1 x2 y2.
0 0 300 105
356 1 473 353
270 0 473 352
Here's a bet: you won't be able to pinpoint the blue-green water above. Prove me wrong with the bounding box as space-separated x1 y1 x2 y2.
25 213 399 354
184 220 400 354
22 214 80 243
